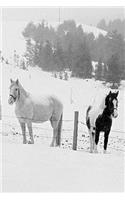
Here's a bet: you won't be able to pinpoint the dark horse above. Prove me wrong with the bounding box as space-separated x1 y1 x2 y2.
86 91 119 153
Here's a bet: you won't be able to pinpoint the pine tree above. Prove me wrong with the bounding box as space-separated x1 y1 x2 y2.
107 53 121 85
53 39 65 71
42 40 54 71
73 43 92 78
24 39 35 66
97 19 107 30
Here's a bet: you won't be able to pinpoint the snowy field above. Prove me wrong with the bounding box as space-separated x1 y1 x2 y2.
0 64 125 192
1 143 124 192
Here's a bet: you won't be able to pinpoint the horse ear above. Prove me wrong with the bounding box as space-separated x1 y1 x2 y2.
10 79 13 83
116 91 119 97
109 91 112 96
16 79 19 85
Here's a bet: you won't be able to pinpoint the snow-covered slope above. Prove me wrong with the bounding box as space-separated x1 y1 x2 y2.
49 22 107 38
2 143 124 192
1 21 107 62
1 64 125 192
1 64 124 140
79 23 107 38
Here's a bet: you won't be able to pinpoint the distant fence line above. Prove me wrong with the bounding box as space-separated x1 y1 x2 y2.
1 113 125 135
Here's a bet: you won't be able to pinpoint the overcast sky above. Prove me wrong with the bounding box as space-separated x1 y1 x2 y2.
2 7 125 25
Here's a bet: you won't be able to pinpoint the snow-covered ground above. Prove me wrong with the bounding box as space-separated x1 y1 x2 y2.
1 143 124 192
0 64 125 192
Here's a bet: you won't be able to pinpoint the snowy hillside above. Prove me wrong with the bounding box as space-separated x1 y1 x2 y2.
79 23 107 38
1 64 125 192
48 22 107 38
1 20 107 62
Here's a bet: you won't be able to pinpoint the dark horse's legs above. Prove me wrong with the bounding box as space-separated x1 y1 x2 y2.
104 131 110 153
94 129 100 152
95 130 100 145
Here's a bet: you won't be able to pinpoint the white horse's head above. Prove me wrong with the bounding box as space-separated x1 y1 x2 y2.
8 79 20 105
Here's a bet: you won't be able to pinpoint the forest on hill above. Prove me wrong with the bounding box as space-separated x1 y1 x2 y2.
14 19 125 85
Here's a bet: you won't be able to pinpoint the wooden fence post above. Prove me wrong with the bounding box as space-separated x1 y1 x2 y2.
72 111 79 150
56 114 62 146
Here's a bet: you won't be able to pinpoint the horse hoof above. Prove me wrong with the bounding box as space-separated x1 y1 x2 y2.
103 150 107 154
55 143 60 147
94 150 98 153
28 140 34 144
23 141 27 144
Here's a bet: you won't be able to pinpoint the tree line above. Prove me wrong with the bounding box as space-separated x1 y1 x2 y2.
97 18 125 37
22 20 125 85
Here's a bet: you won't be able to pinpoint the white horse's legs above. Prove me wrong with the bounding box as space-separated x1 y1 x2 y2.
91 134 98 153
89 131 93 153
90 135 93 153
92 134 96 153
50 118 59 147
27 122 34 144
94 129 100 153
20 122 27 144
89 130 96 153
94 144 98 153
50 127 58 147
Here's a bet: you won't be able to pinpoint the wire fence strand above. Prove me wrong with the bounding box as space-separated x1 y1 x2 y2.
1 115 125 134
1 113 125 153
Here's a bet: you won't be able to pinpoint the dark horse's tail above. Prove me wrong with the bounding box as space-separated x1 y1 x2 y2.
86 106 92 129
56 113 63 146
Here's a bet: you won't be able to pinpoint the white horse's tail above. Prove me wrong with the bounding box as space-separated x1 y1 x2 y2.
86 106 92 129
56 113 63 146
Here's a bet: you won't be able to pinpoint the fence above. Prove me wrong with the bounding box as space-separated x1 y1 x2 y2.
1 111 125 153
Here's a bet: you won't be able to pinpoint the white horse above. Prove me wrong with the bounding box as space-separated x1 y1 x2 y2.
8 79 63 146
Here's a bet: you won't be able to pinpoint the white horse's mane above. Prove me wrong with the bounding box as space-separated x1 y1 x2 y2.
18 81 29 97
88 90 111 128
92 91 108 110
